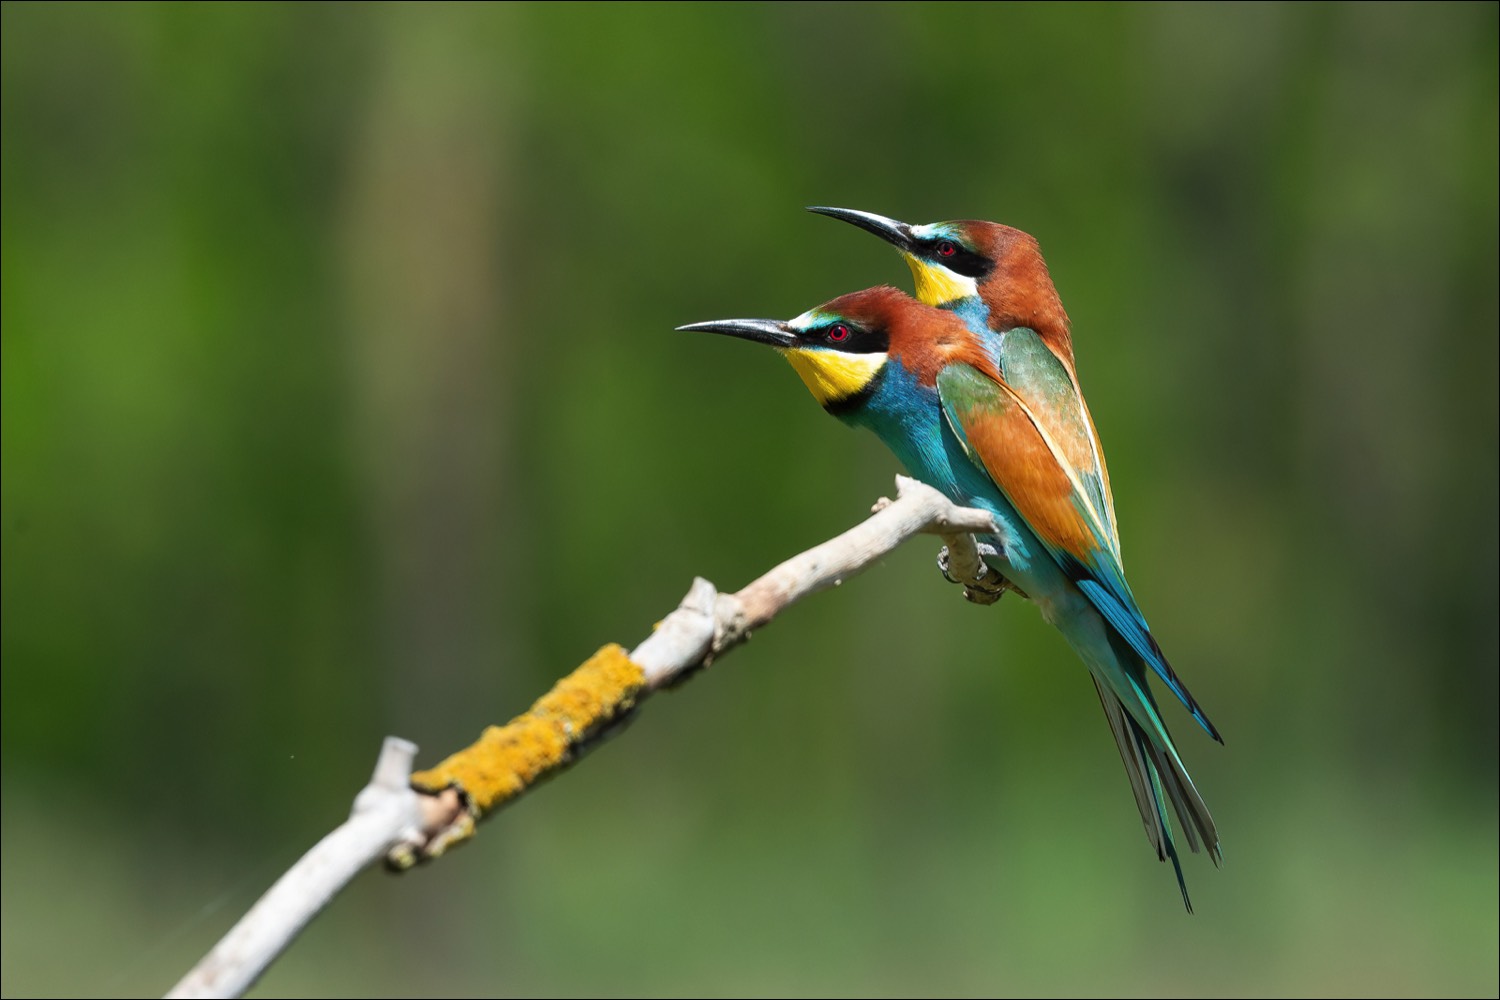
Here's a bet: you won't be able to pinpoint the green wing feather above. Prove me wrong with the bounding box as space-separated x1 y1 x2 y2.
936 360 1223 744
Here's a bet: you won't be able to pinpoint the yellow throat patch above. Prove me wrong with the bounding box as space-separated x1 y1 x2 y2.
904 254 978 306
781 348 887 407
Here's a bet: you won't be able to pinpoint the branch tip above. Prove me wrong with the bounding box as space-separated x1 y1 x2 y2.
371 737 418 790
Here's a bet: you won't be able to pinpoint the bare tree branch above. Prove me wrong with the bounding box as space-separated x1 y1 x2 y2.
165 476 1003 998
166 738 425 999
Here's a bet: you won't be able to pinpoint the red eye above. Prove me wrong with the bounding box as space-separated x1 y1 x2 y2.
936 241 958 258
828 324 851 342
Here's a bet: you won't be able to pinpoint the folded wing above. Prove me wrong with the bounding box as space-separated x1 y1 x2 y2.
935 356 1221 743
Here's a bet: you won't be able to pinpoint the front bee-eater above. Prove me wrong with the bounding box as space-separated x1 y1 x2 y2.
682 270 1221 909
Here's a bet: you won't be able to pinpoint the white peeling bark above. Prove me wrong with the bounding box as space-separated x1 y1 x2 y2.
632 475 1005 687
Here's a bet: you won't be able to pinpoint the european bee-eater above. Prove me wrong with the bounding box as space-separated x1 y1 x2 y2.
682 245 1221 909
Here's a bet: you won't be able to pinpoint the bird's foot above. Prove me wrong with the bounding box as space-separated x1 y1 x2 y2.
937 545 1014 606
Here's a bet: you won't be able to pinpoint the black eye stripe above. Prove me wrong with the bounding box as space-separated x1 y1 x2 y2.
921 238 993 280
804 322 889 354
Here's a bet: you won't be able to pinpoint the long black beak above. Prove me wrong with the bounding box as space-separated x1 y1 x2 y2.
677 318 799 348
806 206 917 253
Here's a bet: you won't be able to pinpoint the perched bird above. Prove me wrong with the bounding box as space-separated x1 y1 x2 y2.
681 223 1222 909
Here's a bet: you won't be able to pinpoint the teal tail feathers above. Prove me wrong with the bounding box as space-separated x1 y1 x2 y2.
1092 676 1222 912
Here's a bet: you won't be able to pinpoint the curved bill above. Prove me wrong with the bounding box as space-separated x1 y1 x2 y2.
806 206 917 252
676 318 797 348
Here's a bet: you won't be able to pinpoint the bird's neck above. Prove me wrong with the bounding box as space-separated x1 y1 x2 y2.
940 294 993 333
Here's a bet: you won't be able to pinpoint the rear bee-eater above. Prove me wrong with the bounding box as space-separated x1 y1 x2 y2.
682 235 1221 909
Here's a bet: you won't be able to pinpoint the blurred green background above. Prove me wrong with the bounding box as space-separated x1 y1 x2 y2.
3 3 1496 997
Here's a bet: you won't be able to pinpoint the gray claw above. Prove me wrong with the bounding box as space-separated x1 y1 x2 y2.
937 546 959 585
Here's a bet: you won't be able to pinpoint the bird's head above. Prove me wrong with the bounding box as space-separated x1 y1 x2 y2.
680 285 961 412
807 206 1069 343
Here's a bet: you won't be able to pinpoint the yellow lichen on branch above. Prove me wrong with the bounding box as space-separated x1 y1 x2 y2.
410 644 646 821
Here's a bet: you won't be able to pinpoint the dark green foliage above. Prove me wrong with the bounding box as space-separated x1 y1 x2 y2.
2 4 1495 996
